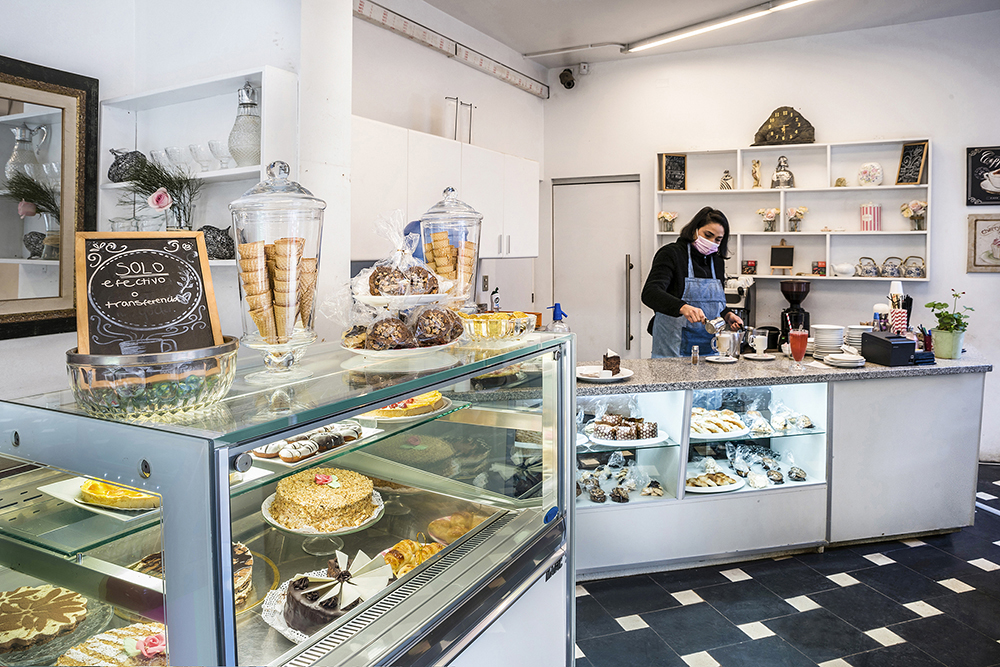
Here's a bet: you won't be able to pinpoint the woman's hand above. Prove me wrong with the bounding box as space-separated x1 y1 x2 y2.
724 312 745 330
679 304 706 324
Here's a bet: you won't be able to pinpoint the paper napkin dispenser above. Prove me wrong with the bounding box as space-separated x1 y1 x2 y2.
861 331 916 367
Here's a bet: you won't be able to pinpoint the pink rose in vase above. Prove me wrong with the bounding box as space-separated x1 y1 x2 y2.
147 187 172 211
17 200 36 219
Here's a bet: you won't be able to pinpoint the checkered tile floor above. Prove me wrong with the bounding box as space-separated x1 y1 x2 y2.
575 463 1000 667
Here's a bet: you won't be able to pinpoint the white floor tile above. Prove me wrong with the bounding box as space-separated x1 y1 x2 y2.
902 539 926 547
969 558 1000 572
673 590 704 606
938 578 975 593
720 568 751 582
786 595 821 612
827 572 860 587
737 621 775 639
865 627 905 646
993 480 1000 487
575 644 585 659
818 659 853 667
681 651 720 667
864 553 896 566
575 585 589 597
995 540 1000 548
977 491 998 500
904 601 942 617
615 614 649 631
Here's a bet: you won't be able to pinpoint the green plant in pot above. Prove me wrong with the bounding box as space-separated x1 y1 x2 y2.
925 289 973 359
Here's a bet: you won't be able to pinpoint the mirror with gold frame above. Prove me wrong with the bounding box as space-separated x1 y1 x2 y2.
0 56 97 338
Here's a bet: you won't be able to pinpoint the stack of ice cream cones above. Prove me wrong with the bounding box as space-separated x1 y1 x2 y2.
423 232 477 296
238 237 316 344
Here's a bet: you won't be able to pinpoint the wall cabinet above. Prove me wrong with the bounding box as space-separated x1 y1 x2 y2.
655 139 931 281
351 116 540 261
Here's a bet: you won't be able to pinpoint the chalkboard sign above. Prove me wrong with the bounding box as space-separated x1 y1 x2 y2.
967 146 1000 206
770 240 794 274
895 141 928 185
658 153 686 191
75 232 223 355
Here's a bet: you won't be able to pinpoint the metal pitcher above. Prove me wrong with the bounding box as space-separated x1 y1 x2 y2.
5 123 48 180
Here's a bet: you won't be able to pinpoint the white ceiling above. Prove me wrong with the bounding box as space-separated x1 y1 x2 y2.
422 0 1000 70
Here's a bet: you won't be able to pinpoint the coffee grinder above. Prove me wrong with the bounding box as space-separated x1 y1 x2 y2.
779 279 811 345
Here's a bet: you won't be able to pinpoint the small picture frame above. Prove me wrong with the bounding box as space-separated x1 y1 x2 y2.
770 240 794 275
895 141 928 185
658 153 686 191
811 261 826 276
967 213 1000 272
741 260 757 275
967 147 1000 206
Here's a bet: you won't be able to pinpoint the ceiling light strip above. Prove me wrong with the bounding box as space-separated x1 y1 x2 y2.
625 0 820 53
354 0 550 99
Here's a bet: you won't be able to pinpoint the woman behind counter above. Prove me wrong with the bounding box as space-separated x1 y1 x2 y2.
642 207 743 358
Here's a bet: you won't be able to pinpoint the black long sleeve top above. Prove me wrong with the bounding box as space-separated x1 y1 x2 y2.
641 241 731 319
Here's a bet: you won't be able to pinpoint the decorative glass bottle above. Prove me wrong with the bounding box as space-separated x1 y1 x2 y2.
228 82 261 168
5 124 47 180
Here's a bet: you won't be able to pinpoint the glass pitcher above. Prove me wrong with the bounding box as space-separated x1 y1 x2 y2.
230 161 326 384
5 123 48 180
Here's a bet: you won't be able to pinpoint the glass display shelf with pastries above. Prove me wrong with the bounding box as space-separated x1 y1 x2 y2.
0 333 574 667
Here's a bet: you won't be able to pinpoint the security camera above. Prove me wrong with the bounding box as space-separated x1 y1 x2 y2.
559 68 575 89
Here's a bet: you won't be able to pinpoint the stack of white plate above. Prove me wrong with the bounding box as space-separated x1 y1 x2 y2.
824 352 866 368
846 325 870 348
811 324 845 360
805 337 815 355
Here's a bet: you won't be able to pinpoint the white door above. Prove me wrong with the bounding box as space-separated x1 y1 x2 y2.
552 179 641 361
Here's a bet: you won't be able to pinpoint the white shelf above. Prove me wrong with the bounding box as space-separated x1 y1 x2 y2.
102 69 265 111
0 258 59 266
736 231 928 237
657 184 928 196
670 138 931 157
100 165 259 191
0 109 62 128
751 274 928 282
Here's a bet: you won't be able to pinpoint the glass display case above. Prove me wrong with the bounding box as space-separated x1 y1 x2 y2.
0 332 574 666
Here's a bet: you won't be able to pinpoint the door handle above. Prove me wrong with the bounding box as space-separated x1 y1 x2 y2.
506 235 511 255
625 253 634 351
498 234 503 255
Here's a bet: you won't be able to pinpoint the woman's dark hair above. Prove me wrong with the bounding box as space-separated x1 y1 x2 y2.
678 207 731 258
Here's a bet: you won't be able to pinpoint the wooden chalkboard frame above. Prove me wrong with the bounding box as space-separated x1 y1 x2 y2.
770 239 794 274
75 232 223 355
658 153 686 191
895 141 928 185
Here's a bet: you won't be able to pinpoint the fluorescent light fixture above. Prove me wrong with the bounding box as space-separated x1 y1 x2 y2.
524 43 627 59
625 0 820 53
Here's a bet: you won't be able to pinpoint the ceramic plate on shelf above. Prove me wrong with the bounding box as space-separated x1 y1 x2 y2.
261 491 384 536
576 366 634 383
689 424 750 441
353 293 449 308
684 474 746 494
743 353 776 361
703 355 738 364
587 429 670 448
37 477 159 522
341 339 460 359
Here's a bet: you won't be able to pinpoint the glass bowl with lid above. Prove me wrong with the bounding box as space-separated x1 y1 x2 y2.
419 187 482 305
229 161 326 384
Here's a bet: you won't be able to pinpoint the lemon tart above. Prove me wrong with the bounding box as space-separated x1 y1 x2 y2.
80 480 160 510
365 391 445 419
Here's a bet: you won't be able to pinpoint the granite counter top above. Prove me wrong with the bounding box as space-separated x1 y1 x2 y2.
574 350 992 395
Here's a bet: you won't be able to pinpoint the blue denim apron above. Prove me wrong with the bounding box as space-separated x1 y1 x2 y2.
651 244 725 358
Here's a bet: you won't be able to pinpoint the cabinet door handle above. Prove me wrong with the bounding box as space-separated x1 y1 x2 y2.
625 253 634 351
506 235 511 254
498 234 503 255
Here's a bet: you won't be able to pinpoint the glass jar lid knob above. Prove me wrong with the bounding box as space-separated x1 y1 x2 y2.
267 160 290 181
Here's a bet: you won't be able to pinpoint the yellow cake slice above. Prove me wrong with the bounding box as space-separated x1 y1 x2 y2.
80 480 160 510
365 391 445 419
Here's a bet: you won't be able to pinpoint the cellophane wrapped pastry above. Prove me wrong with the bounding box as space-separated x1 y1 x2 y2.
353 211 451 298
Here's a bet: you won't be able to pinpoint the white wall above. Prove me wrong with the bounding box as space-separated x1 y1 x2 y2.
542 11 1000 458
352 0 546 310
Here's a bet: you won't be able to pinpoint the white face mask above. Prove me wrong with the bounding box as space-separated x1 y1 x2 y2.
693 235 720 255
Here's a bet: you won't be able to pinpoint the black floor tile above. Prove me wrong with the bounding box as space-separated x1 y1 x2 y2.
979 464 1000 483
697 580 797 625
851 563 951 603
737 556 799 577
576 658 593 667
576 627 687 667
920 530 999 562
808 582 919 631
848 540 913 556
968 508 1000 541
583 575 680 617
765 608 881 663
892 615 1000 667
754 561 840 599
649 566 730 593
642 602 745 656
887 544 984 580
795 547 876 576
963 570 1000 601
709 635 817 667
843 642 945 667
931 590 1000 640
576 595 623 640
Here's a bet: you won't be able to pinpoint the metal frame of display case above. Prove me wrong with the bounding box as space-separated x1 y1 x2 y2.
0 333 576 667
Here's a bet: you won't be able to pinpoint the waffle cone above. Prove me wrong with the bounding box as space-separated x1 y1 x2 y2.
243 280 270 296
274 268 296 283
238 241 265 260
431 231 448 242
273 290 297 306
264 243 276 260
239 269 267 284
275 236 305 252
239 257 265 272
274 304 294 342
273 279 295 294
249 306 277 344
300 257 317 273
246 292 272 311
298 273 318 328
274 253 301 271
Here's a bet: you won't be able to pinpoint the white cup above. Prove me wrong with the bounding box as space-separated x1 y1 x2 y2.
753 335 768 355
986 169 1000 189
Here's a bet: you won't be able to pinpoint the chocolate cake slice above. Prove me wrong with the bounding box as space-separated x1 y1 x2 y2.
603 349 621 375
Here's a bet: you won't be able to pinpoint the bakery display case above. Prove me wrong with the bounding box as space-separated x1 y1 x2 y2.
0 332 575 666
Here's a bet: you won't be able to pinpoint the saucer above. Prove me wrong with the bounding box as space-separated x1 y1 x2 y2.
744 353 776 361
982 179 1000 195
704 355 738 364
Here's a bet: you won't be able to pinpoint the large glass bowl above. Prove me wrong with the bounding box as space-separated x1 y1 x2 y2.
459 313 536 341
66 337 239 418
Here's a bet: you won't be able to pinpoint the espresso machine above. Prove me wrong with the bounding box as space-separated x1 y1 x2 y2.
724 277 756 352
779 279 810 345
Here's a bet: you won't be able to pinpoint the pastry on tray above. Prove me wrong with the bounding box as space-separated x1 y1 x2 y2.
383 539 445 577
363 391 445 419
0 585 88 654
55 622 165 666
80 480 160 510
268 468 377 533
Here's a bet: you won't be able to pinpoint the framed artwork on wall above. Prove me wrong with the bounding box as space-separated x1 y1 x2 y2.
895 141 928 185
658 154 686 191
967 214 1000 273
967 147 1000 206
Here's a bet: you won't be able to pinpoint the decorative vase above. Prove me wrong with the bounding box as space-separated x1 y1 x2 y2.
763 218 776 232
5 123 47 180
40 212 59 260
107 148 148 183
659 219 674 232
228 82 261 168
789 217 801 232
165 202 196 231
931 329 963 360
22 231 44 259
911 214 926 231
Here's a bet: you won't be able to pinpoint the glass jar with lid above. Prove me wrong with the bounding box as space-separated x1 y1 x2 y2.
419 187 482 305
229 161 326 384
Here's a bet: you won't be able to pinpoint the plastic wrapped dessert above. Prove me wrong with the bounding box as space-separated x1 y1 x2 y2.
268 468 377 532
0 585 88 654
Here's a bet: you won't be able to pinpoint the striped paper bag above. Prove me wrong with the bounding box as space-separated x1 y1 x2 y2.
860 203 881 231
